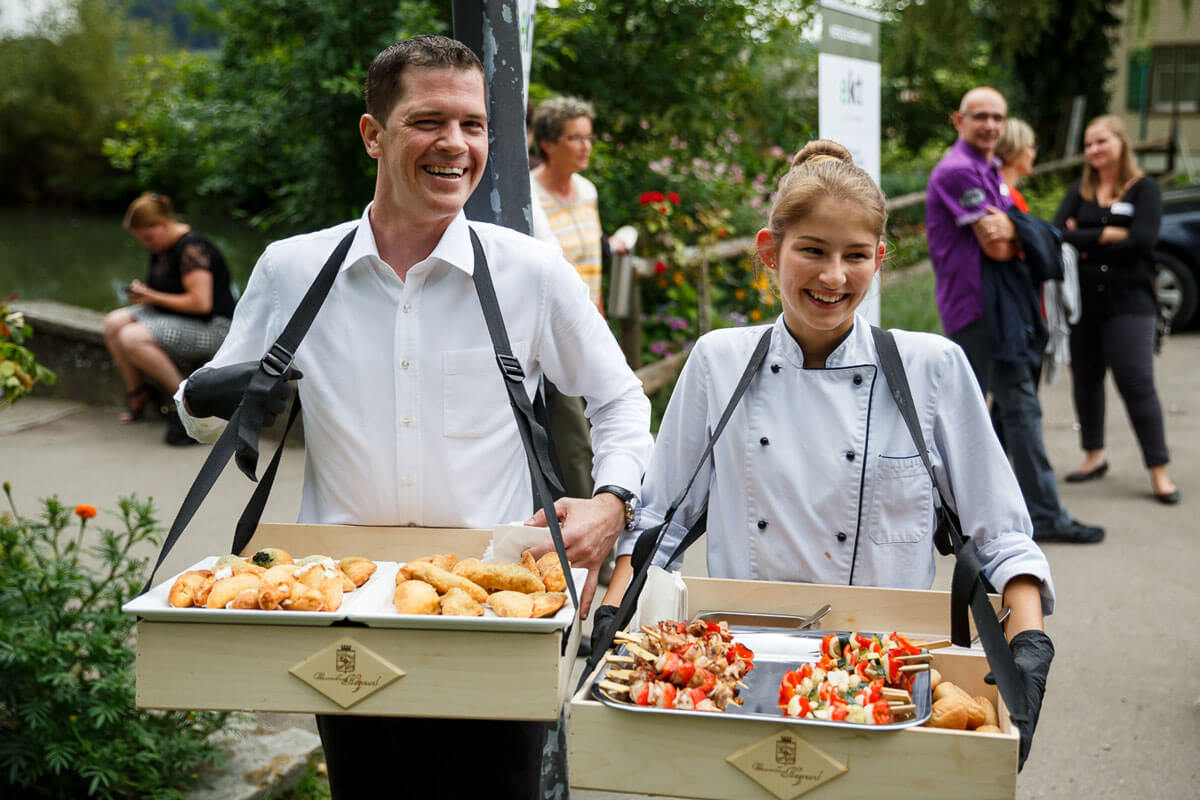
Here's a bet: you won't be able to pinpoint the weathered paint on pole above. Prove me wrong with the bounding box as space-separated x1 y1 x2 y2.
453 0 533 235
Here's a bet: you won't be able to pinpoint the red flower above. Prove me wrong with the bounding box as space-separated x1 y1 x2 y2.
74 504 98 520
717 228 728 239
654 261 668 274
657 205 669 214
639 192 654 205
668 191 680 204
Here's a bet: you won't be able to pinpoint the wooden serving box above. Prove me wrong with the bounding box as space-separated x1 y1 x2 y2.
134 523 581 720
568 578 1019 799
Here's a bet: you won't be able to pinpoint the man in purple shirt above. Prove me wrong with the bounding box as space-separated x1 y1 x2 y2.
926 87 1103 544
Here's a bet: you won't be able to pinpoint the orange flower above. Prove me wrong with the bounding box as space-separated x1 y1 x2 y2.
74 504 98 519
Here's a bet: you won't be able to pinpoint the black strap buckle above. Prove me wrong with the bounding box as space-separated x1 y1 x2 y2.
496 353 525 382
262 343 294 377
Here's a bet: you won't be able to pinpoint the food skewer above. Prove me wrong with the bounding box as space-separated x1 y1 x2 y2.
909 638 952 650
890 704 917 716
894 653 933 663
898 663 930 673
604 654 635 664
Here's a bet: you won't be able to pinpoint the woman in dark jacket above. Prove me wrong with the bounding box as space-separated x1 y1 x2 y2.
1052 115 1178 503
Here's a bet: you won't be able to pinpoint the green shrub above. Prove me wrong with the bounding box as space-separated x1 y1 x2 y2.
0 487 230 799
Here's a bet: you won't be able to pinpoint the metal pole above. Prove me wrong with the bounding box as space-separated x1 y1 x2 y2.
452 0 532 234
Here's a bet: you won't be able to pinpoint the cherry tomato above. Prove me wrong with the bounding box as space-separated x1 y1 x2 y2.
661 683 677 708
831 705 849 721
872 700 893 724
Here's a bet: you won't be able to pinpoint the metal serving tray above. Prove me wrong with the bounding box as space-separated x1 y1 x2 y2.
592 625 932 731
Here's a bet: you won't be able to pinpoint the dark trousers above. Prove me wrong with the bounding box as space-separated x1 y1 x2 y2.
1069 312 1169 467
949 321 1071 534
316 715 549 799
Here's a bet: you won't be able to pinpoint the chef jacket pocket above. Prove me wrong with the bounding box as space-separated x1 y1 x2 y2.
443 345 523 438
866 454 934 544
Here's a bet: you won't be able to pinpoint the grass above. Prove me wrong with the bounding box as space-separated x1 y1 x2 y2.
881 266 943 335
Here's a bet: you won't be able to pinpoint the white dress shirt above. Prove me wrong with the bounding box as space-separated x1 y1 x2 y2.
177 207 652 529
617 314 1055 614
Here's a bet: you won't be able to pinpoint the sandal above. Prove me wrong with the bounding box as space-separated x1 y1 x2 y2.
119 385 162 423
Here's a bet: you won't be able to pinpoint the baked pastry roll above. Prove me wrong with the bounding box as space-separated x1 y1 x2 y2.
168 569 214 608
401 561 488 603
440 587 484 617
486 590 534 618
535 552 567 592
453 559 544 594
394 580 440 615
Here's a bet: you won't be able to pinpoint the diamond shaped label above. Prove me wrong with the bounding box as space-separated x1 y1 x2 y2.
726 728 848 799
289 637 404 709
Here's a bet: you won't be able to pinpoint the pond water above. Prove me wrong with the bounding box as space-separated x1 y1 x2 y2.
0 206 279 312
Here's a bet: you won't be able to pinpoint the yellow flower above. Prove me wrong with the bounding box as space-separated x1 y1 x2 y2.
735 289 747 301
749 308 763 322
673 271 684 285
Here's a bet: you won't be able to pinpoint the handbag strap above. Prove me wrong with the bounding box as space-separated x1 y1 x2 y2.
144 228 356 590
870 325 1029 725
468 227 577 612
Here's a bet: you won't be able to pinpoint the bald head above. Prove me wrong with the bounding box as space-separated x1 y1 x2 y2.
954 87 1008 159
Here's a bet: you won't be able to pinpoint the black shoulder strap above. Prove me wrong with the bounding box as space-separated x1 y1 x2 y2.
870 325 1029 726
144 228 356 589
468 227 577 612
582 327 772 684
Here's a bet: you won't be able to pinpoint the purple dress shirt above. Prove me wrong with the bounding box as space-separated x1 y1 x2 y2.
925 138 1013 335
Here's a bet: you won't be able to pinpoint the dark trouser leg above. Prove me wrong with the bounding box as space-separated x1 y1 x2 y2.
992 360 1071 534
948 320 995 397
548 389 595 500
1102 313 1170 467
1069 313 1108 452
316 715 549 799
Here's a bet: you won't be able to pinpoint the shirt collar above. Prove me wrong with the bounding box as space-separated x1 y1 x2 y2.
953 137 1002 171
340 205 475 276
771 314 876 369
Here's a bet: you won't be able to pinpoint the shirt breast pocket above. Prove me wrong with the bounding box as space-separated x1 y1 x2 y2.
442 345 524 439
867 454 934 544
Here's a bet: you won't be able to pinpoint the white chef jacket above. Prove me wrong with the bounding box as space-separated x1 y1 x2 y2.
617 314 1055 614
176 207 652 529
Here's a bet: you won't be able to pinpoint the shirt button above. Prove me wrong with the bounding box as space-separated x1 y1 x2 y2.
770 364 781 374
760 437 770 446
757 519 768 530
836 532 848 542
401 417 412 426
400 360 410 369
845 451 855 461
1100 265 1108 272
402 303 412 313
853 374 863 385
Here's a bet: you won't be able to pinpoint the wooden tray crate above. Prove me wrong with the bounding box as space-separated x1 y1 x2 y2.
568 577 1018 799
134 523 581 720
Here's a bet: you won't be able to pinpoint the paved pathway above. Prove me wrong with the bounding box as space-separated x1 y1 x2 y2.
3 332 1198 798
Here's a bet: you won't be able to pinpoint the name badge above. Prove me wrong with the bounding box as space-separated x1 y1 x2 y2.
1111 201 1134 216
999 183 1011 197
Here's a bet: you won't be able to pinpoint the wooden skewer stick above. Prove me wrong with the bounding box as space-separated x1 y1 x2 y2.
613 630 643 643
605 654 635 664
625 642 657 662
598 680 629 694
889 703 917 716
909 638 952 650
605 669 636 682
899 663 930 673
736 681 750 689
895 653 933 663
881 688 911 701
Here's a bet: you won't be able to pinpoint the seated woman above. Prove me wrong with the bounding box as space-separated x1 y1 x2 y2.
598 141 1055 769
103 192 236 445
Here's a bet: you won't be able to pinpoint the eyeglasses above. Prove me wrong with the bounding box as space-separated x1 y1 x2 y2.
561 134 595 145
964 112 1006 124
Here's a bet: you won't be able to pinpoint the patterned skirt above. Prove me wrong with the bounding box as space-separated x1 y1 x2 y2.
129 306 231 366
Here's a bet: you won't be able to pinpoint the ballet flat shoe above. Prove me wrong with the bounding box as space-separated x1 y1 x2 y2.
1154 490 1181 505
1065 462 1108 483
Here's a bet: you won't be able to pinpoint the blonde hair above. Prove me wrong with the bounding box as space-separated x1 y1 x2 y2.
1079 115 1142 203
764 140 887 258
995 118 1036 165
123 192 173 230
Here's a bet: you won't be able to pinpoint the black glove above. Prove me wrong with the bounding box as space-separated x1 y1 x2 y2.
184 360 303 425
985 629 1054 770
589 604 621 658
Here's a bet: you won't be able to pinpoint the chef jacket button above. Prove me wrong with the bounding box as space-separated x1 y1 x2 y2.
400 359 411 369
853 374 863 385
770 363 781 373
402 303 412 313
757 519 768 530
836 532 848 542
760 437 770 446
845 450 855 461
1100 264 1108 272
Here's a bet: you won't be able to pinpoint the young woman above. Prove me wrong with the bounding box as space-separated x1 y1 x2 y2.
1052 115 1177 503
996 118 1037 213
597 140 1055 767
103 192 236 445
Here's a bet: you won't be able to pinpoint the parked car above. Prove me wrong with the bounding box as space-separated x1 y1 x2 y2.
1154 183 1200 330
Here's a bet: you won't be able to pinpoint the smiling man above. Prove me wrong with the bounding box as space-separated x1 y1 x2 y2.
175 35 652 799
925 86 1103 546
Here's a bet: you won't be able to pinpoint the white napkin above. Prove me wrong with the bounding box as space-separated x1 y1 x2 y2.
629 566 688 630
486 522 551 563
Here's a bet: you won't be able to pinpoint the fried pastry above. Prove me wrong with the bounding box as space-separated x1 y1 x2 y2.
927 696 969 730
973 695 999 728
250 547 293 568
535 552 567 592
453 559 544 594
206 573 263 609
411 553 458 572
230 587 260 610
261 564 298 589
257 578 290 610
520 550 539 575
402 561 488 603
394 580 440 615
486 590 535 618
530 591 567 619
168 569 214 608
440 587 485 617
319 577 344 612
284 582 324 611
338 557 377 587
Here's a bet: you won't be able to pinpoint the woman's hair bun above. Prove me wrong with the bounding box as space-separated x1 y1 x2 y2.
791 140 854 169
